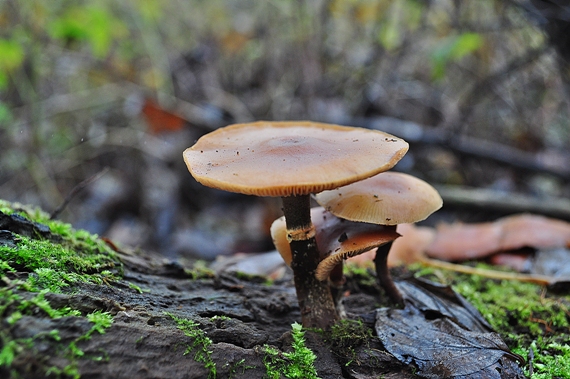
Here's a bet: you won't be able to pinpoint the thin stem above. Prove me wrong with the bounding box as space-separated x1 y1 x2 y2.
282 195 339 329
329 263 346 318
375 236 404 307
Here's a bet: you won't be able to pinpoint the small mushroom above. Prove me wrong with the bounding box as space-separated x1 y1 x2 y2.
271 207 400 315
315 171 442 305
270 207 400 279
183 121 408 328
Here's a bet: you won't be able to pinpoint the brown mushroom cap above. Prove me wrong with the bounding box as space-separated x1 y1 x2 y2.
183 121 408 197
314 171 442 225
270 207 400 280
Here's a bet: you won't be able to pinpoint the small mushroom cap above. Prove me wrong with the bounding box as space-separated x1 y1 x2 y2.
315 171 442 225
183 121 408 197
270 215 293 266
270 207 400 280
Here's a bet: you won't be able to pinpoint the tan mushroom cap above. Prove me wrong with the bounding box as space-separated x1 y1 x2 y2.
183 121 408 197
270 207 400 280
315 172 442 225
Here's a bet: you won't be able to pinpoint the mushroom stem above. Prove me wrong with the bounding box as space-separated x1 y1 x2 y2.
282 195 339 329
329 263 346 318
374 232 404 307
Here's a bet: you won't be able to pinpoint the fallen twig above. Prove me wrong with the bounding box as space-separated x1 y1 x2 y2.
50 167 110 220
344 116 570 180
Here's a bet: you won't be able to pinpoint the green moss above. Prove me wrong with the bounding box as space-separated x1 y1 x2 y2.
210 315 231 322
0 287 113 378
263 322 320 379
455 276 568 337
1 235 121 293
527 341 570 379
0 200 122 293
321 319 373 366
232 270 273 285
226 358 255 379
166 312 217 379
2 235 115 274
414 263 570 379
0 200 117 378
128 282 149 294
185 260 215 280
344 261 377 287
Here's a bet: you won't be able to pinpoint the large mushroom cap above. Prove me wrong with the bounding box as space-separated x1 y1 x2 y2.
315 171 442 225
183 121 408 197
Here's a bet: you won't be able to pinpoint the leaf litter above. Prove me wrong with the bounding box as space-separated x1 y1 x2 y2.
375 277 526 378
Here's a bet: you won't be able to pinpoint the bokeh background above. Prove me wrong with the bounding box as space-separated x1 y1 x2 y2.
1 0 569 261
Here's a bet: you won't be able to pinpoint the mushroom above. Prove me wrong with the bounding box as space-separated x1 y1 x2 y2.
271 207 400 315
183 121 408 328
315 171 442 306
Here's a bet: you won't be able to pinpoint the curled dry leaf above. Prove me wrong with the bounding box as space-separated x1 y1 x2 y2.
142 98 186 134
426 214 570 261
376 306 525 379
345 214 570 287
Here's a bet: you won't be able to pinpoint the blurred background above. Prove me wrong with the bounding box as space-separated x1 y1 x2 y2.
1 0 570 262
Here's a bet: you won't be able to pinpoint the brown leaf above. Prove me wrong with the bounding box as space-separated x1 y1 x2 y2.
142 98 186 134
426 214 570 261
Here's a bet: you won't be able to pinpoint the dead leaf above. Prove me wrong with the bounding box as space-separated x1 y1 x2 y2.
219 30 251 54
499 214 570 251
375 279 525 378
396 278 493 333
426 214 570 261
142 98 186 134
426 221 502 261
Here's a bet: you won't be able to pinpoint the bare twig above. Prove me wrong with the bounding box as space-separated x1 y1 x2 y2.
420 257 562 286
344 116 570 181
50 167 110 220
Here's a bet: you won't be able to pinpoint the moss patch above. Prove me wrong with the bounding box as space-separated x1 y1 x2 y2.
0 200 122 292
321 319 373 366
0 288 113 378
166 312 217 379
0 200 119 377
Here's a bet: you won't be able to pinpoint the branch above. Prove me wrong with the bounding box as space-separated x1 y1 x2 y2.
435 185 570 221
346 116 570 180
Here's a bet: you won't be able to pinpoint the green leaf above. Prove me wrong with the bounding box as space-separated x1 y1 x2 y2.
0 38 24 88
431 32 483 80
450 33 484 60
48 5 127 58
0 102 13 123
0 340 18 366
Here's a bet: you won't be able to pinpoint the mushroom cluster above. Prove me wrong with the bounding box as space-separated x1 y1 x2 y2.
314 171 442 306
270 206 401 316
183 120 438 328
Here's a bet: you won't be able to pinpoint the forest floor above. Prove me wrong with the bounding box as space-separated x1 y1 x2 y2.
1 200 569 379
